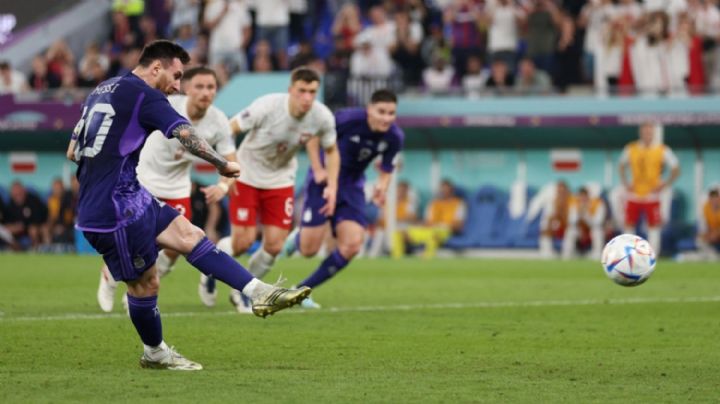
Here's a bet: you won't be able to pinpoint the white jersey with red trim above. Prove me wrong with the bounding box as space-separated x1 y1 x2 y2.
137 95 235 199
232 93 336 189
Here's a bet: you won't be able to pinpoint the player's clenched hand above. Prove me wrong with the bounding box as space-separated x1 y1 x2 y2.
219 161 240 178
201 185 226 204
320 185 337 216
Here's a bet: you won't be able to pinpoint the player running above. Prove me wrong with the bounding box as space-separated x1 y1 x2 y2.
96 66 236 311
213 67 340 313
68 40 310 371
284 89 404 309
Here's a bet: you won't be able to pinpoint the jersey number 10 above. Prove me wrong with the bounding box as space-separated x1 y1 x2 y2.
73 103 116 159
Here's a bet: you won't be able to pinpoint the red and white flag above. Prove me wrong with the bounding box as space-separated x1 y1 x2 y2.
550 149 582 172
10 152 37 174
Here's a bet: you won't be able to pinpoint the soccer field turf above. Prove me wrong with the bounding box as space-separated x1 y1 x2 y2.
0 254 718 403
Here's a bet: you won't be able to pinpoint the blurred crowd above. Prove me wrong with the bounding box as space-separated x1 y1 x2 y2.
2 0 720 100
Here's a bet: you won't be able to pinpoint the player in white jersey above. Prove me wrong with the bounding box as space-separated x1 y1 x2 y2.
214 67 340 313
97 66 237 312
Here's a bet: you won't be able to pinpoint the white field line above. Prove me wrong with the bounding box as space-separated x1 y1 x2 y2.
1 295 720 322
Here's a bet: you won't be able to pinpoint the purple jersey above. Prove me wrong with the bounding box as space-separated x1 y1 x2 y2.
301 108 404 228
319 107 404 188
72 73 189 232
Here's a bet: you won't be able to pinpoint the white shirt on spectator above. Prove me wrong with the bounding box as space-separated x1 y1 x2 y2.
486 1 523 52
423 66 455 94
204 0 251 54
581 2 616 54
0 69 27 95
253 0 290 26
463 71 489 99
350 41 394 78
692 4 720 38
170 0 201 33
362 22 397 50
631 37 688 95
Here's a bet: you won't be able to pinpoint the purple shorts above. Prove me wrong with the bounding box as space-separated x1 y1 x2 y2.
83 198 180 282
301 177 367 231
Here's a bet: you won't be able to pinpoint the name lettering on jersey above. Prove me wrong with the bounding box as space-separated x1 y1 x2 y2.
350 135 361 143
90 83 119 97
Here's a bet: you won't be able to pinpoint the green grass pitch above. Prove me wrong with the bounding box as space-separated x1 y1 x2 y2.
0 253 718 403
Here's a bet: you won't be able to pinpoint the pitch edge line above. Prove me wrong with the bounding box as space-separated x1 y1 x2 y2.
2 295 720 322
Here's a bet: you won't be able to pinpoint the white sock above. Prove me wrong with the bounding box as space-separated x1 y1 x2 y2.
144 340 169 359
248 248 276 279
156 250 174 278
648 228 661 256
241 278 272 301
217 237 234 256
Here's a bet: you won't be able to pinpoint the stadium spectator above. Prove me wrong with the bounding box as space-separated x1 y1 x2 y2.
56 64 85 102
173 23 199 54
697 188 720 260
420 23 452 69
539 180 571 258
486 0 525 73
204 0 252 75
4 181 48 250
485 59 515 95
78 43 110 83
444 0 486 77
687 0 720 90
462 55 488 98
290 41 318 69
362 5 397 52
110 10 138 49
594 20 627 95
45 40 76 79
631 11 688 95
145 0 171 38
578 0 616 83
28 55 61 90
112 0 145 38
614 0 643 26
168 0 201 36
525 0 562 75
422 54 455 94
139 14 160 46
254 0 292 70
553 9 583 92
561 186 606 260
331 3 362 51
251 39 279 71
619 122 680 255
515 58 552 95
350 32 394 78
390 10 425 86
676 14 706 94
393 179 466 259
43 178 75 247
0 61 28 95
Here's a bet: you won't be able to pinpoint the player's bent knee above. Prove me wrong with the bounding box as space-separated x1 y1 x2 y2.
264 243 282 257
339 242 361 260
181 225 206 252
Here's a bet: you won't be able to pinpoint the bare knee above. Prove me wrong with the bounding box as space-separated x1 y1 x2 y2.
299 244 320 258
232 235 254 256
338 239 362 260
180 225 206 252
127 271 160 297
263 241 283 257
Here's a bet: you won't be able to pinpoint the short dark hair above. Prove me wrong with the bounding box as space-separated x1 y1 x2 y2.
0 60 9 70
370 89 397 104
710 189 719 198
578 186 588 195
183 66 217 83
290 66 320 84
138 40 190 67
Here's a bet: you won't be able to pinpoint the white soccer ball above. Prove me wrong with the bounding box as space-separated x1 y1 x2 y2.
601 234 656 287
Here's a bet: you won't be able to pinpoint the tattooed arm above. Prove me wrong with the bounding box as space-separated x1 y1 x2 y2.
172 123 240 178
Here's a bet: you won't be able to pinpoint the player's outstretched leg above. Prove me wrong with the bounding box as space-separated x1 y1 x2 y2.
296 221 363 309
184 236 310 318
97 265 117 312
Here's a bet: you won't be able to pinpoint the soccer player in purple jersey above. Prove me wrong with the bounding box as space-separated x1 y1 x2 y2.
285 90 404 309
66 40 310 370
